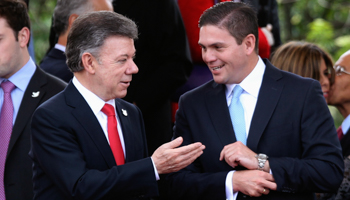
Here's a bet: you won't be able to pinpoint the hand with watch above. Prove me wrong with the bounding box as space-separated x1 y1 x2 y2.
219 142 270 172
220 142 276 197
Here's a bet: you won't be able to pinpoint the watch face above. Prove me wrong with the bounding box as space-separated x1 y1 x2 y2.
259 154 267 159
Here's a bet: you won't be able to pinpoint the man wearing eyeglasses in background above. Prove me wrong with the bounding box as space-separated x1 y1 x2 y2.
328 50 350 157
319 49 350 200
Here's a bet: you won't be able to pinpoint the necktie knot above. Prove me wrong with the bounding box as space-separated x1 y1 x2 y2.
232 85 244 100
101 104 115 117
1 81 15 93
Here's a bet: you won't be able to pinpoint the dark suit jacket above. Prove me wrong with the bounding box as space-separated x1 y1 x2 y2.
341 129 350 157
4 67 66 200
30 82 159 200
162 59 343 200
113 0 193 153
40 48 73 83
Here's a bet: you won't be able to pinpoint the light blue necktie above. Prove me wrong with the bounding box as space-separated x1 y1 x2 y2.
229 85 247 145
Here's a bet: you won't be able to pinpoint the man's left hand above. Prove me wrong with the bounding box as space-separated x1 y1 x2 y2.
219 141 260 170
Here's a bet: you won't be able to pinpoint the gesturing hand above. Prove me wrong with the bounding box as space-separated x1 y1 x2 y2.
152 137 205 174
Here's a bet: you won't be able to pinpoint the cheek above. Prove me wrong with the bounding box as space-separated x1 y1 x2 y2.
320 75 329 85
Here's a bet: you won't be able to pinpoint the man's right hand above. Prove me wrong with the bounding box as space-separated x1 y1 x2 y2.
232 170 277 197
151 137 205 174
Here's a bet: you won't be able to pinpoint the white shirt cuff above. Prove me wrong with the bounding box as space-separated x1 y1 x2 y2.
151 157 160 180
225 171 238 200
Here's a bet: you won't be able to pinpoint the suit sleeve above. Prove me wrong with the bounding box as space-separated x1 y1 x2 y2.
160 95 228 200
31 105 158 199
269 80 344 193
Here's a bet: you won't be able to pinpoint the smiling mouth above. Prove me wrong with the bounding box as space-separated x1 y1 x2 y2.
213 64 224 71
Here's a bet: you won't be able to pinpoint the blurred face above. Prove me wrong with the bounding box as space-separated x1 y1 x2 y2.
199 25 251 84
319 58 330 102
92 0 113 11
328 52 350 107
91 36 138 101
0 18 23 79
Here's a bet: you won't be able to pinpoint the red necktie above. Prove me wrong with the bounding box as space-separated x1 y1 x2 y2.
101 104 125 165
337 126 344 140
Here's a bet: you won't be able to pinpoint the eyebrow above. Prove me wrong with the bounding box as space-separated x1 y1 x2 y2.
198 42 225 48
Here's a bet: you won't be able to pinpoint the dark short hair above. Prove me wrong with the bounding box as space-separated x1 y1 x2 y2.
66 11 138 72
0 0 30 43
199 2 259 54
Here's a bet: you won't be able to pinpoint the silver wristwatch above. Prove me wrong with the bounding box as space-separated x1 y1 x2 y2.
255 153 268 170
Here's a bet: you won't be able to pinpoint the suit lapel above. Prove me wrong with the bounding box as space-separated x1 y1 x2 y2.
8 67 47 156
66 83 116 168
247 60 284 152
206 82 236 146
114 100 136 162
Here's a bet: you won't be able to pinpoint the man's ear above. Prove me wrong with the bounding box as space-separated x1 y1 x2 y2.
68 14 79 29
18 27 30 48
81 52 97 75
243 34 256 55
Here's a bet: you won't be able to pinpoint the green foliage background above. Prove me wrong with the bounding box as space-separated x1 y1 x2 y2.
29 0 350 127
277 0 350 127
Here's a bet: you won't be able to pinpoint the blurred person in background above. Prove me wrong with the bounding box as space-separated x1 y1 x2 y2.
270 41 335 103
317 50 350 200
40 0 113 83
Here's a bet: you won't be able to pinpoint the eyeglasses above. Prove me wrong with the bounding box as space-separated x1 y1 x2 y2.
334 65 350 76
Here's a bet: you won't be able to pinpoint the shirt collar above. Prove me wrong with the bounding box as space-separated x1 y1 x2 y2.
342 114 350 134
72 76 115 115
55 43 66 52
225 56 265 98
0 57 36 92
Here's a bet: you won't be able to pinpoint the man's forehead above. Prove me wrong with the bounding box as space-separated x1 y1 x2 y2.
336 51 350 68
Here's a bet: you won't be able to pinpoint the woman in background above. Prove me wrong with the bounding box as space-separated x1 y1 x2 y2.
270 41 334 103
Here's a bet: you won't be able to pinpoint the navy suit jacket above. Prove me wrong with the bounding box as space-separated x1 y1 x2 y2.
40 48 73 83
341 129 350 157
4 67 66 200
30 82 158 200
162 59 344 200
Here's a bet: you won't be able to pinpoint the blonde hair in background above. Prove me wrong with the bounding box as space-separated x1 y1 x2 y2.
271 41 335 85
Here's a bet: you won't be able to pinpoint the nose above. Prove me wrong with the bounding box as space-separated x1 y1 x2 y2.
126 60 139 74
202 49 216 64
320 74 330 90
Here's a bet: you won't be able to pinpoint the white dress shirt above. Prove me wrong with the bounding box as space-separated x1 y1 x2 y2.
54 43 66 53
72 77 126 156
72 77 159 180
224 57 265 200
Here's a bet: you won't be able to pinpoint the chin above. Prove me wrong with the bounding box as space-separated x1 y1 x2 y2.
212 77 225 85
115 90 127 99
